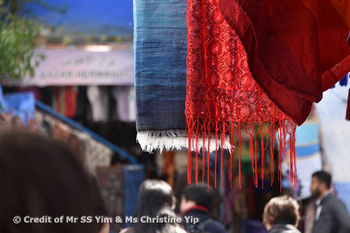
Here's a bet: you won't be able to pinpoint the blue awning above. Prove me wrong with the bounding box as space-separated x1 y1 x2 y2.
23 0 133 38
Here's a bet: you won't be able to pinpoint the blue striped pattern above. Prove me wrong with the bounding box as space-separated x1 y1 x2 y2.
134 0 188 131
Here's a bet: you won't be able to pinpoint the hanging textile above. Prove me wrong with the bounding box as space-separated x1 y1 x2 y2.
112 86 136 122
134 0 188 152
186 0 297 188
34 111 113 175
218 0 350 125
2 92 35 125
87 86 109 122
123 165 145 228
52 86 78 118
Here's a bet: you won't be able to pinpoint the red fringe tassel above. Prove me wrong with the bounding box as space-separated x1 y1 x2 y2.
186 118 297 190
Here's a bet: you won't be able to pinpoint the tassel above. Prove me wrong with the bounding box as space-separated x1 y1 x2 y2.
221 123 225 189
238 122 242 189
346 89 350 121
261 125 265 189
187 118 193 184
230 123 234 189
195 120 199 184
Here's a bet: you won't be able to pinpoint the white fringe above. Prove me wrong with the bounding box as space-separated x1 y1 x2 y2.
137 130 232 153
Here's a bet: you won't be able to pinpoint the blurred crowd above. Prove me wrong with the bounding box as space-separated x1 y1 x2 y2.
0 130 350 233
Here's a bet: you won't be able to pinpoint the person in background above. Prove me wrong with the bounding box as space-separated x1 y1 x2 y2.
120 180 186 233
310 171 350 233
0 130 100 233
180 183 226 233
174 153 222 221
263 195 301 233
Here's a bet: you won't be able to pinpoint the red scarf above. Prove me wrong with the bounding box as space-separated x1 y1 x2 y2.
186 0 349 189
218 0 350 125
186 0 297 189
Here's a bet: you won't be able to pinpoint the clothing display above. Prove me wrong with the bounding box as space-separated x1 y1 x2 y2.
112 86 136 122
96 165 145 231
75 131 113 175
218 0 350 125
123 165 145 227
134 0 188 152
87 86 109 122
52 86 78 118
17 110 114 175
2 92 35 125
186 0 296 187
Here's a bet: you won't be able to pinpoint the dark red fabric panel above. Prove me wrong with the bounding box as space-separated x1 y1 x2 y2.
219 0 350 125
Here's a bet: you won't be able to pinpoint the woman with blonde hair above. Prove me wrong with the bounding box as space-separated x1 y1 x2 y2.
263 195 301 233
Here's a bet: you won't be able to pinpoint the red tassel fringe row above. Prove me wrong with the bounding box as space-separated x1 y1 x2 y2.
185 0 298 189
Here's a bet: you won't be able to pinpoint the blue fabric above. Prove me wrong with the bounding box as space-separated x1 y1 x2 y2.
295 122 319 146
2 92 35 125
0 85 7 111
333 182 350 215
339 73 349 86
134 0 188 131
123 165 145 227
295 144 320 157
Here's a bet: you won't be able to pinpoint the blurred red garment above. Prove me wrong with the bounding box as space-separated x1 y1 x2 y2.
219 0 350 125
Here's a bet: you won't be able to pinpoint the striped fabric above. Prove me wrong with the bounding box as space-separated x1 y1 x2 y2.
134 0 188 152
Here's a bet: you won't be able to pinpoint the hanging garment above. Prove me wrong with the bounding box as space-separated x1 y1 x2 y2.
87 86 109 122
3 92 36 125
35 110 112 175
52 86 78 118
76 132 112 175
123 165 145 228
218 0 350 125
112 86 136 122
134 0 188 152
186 0 296 187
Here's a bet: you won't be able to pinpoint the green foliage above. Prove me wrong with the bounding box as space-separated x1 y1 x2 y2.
4 0 67 15
0 1 44 80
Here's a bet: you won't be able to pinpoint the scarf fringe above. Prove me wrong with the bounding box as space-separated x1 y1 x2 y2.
136 130 231 153
186 117 297 190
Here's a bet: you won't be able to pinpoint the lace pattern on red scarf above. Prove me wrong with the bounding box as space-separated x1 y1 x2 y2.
186 0 297 189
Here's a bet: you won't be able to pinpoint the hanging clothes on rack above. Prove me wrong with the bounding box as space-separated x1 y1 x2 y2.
112 86 136 122
87 86 109 122
35 110 113 175
52 86 78 118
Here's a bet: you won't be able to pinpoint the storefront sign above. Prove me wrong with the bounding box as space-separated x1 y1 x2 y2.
10 48 134 86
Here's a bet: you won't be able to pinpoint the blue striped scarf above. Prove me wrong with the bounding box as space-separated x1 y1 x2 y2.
134 0 188 152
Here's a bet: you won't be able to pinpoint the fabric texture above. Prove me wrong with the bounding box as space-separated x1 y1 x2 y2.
186 0 297 187
218 0 350 125
134 0 188 152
